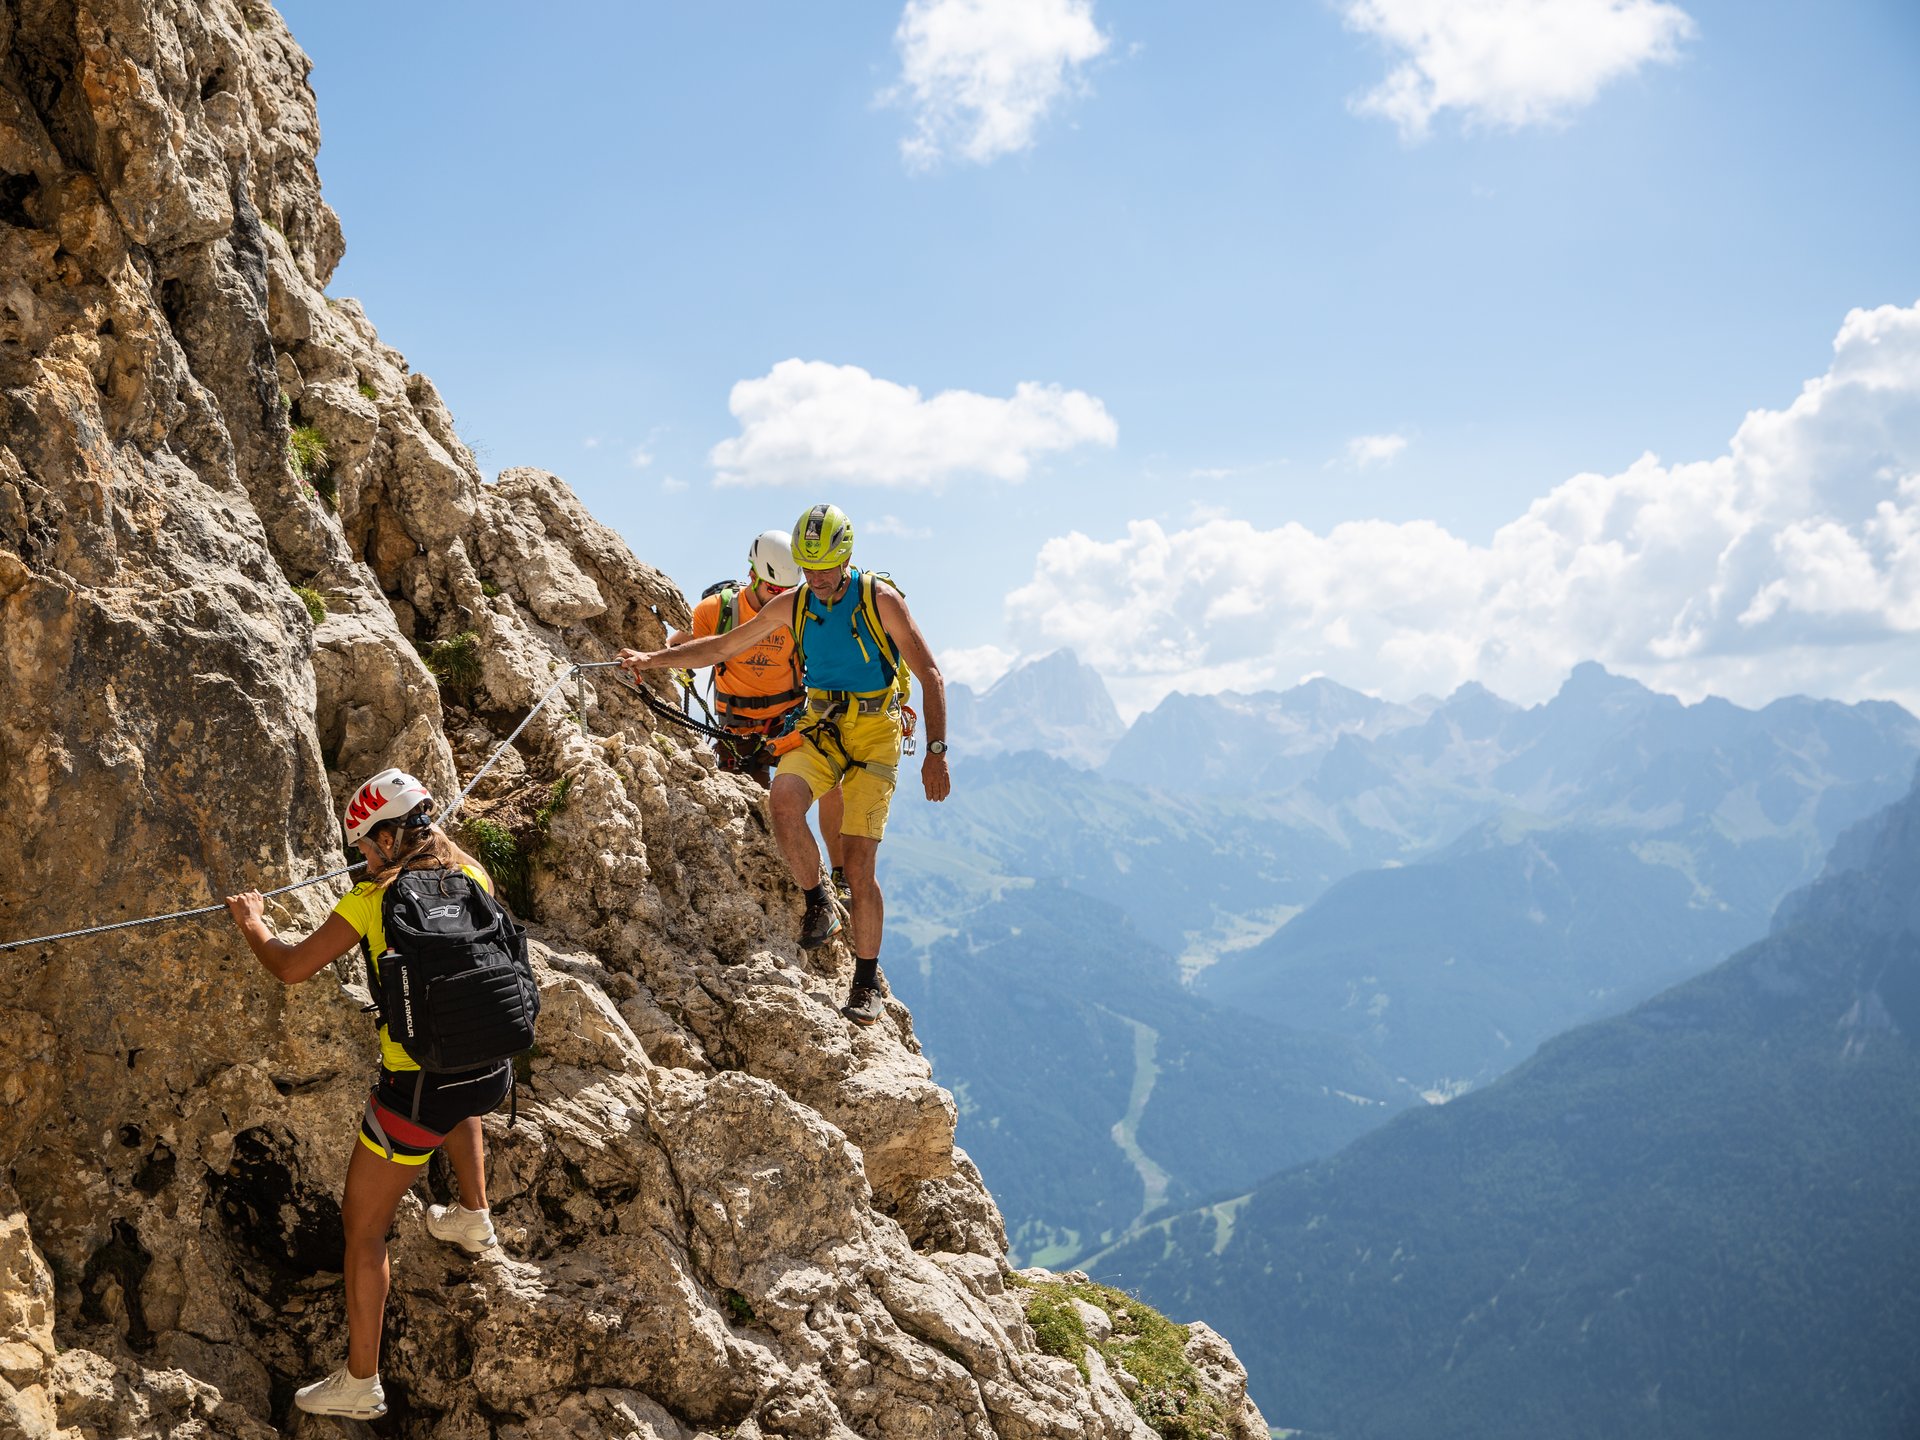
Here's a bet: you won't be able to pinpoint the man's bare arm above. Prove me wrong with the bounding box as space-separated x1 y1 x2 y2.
621 590 792 675
876 585 950 802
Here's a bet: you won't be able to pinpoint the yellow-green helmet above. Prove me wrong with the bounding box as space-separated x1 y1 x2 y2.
791 503 854 569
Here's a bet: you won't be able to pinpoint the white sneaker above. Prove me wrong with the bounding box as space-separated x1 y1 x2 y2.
293 1367 386 1418
425 1202 498 1254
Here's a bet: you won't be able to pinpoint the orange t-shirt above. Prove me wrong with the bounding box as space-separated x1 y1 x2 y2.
691 584 804 722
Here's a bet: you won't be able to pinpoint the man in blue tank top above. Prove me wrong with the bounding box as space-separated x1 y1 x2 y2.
619 503 950 1026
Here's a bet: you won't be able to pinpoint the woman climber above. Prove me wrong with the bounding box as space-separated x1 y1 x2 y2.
224 768 517 1420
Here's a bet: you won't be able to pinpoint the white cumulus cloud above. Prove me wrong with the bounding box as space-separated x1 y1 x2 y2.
1003 301 1920 717
887 0 1111 170
1346 432 1409 467
867 514 935 540
1343 0 1696 140
709 359 1117 489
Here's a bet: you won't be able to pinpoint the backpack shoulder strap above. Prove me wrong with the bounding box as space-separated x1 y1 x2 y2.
791 585 812 674
358 931 383 1026
717 586 737 635
859 572 902 679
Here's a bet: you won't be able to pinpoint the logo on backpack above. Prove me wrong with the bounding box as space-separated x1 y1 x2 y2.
374 869 540 1073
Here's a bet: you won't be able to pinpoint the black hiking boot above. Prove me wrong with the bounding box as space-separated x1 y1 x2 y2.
840 982 885 1026
830 866 852 905
800 888 843 950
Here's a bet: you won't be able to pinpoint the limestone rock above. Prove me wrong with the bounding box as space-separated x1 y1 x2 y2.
0 3 1269 1437
1181 1323 1271 1440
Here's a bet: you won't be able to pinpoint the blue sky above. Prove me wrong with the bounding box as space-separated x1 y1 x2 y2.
280 0 1920 717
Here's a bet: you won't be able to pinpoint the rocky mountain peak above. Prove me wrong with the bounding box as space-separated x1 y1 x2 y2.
954 649 1125 769
0 5 1266 1437
1552 660 1662 708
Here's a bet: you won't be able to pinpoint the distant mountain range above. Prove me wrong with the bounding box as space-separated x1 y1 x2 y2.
883 654 1920 1269
1201 663 1920 1091
1103 674 1438 796
946 649 1125 768
1091 765 1920 1440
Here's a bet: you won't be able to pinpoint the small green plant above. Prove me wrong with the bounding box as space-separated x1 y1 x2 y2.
534 774 574 832
288 423 336 509
461 816 531 914
480 580 501 597
357 379 378 401
1022 1276 1230 1440
288 423 327 475
1024 1287 1089 1378
424 630 483 704
723 1290 754 1325
292 585 327 626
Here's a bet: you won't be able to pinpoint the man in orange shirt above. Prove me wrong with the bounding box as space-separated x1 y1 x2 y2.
670 529 847 889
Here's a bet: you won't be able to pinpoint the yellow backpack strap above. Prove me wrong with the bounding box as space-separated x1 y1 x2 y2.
791 585 811 675
860 572 903 680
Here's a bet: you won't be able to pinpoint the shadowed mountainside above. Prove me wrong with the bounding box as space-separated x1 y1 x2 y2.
1092 769 1920 1440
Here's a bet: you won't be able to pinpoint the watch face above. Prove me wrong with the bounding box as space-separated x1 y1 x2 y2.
928 740 948 755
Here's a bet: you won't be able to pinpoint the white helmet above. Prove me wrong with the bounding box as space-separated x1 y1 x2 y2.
343 768 434 845
748 528 802 588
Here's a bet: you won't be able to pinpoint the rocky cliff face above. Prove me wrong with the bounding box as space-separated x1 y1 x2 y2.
0 3 1267 1437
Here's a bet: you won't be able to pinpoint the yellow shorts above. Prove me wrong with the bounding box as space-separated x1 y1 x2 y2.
776 704 903 841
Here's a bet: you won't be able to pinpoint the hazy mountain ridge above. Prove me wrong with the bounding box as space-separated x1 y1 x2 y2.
1200 666 1920 1090
1089 771 1920 1439
884 656 1920 1270
944 648 1124 768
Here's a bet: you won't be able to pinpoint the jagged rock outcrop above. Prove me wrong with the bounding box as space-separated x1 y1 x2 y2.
0 2 1266 1437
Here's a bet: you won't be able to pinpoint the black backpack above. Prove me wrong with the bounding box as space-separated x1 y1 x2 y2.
372 868 540 1073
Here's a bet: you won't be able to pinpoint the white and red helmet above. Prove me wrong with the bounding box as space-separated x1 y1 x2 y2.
343 768 433 845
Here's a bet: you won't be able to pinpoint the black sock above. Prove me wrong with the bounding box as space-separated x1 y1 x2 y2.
804 884 824 906
854 955 879 989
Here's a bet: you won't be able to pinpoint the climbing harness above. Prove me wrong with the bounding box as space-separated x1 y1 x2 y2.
0 660 664 953
792 691 904 788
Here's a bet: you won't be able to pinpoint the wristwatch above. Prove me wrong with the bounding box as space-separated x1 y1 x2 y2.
926 740 949 756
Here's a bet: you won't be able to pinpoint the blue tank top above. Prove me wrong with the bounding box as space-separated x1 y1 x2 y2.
798 567 895 693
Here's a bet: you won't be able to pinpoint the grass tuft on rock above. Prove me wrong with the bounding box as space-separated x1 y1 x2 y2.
534 774 574 832
1023 1285 1089 1378
288 423 335 509
292 585 327 626
1019 1274 1231 1440
424 630 483 705
460 816 531 915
